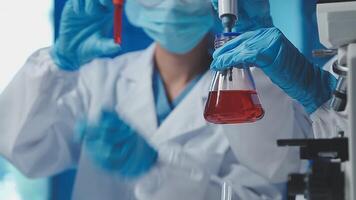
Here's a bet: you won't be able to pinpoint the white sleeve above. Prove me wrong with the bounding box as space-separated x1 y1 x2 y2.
310 102 348 138
135 147 284 200
310 57 348 138
0 48 89 178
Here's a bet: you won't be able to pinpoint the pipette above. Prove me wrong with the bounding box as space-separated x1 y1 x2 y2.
218 0 238 33
113 0 124 44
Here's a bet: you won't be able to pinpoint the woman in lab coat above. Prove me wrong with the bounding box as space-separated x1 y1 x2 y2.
0 0 311 199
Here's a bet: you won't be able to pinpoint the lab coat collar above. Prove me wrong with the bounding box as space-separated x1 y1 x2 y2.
117 44 158 136
120 44 156 83
151 71 212 145
118 43 212 144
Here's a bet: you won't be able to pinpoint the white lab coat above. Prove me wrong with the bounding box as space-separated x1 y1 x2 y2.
310 104 348 138
0 44 312 200
310 57 348 138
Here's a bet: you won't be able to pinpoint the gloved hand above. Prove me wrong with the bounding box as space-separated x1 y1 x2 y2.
51 0 121 71
76 110 158 178
211 27 337 114
211 0 273 32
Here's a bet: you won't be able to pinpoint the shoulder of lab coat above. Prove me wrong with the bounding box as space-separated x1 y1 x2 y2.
0 47 81 177
311 103 348 138
0 45 151 178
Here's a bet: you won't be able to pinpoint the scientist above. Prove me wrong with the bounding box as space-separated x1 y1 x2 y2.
210 0 347 138
0 0 311 199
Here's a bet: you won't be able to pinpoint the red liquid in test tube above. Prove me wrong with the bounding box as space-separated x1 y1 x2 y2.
113 0 124 44
204 90 264 124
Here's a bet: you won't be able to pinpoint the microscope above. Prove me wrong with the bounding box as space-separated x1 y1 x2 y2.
277 0 356 199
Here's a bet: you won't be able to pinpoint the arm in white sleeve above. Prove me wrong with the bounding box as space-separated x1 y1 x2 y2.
0 48 89 178
135 146 285 200
310 57 348 138
310 103 348 138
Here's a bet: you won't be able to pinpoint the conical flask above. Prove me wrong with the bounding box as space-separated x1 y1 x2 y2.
204 33 264 124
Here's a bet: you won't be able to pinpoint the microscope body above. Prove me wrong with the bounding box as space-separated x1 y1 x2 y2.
278 1 356 199
317 0 356 112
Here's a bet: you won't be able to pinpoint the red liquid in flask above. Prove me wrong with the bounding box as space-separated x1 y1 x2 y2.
204 90 264 124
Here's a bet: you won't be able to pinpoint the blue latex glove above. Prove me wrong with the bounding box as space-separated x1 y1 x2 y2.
76 110 158 178
211 0 273 32
51 0 121 71
211 28 337 114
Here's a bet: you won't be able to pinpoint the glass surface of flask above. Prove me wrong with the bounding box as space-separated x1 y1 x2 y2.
204 33 264 124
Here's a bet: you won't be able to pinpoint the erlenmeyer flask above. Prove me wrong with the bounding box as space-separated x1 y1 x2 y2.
204 33 264 124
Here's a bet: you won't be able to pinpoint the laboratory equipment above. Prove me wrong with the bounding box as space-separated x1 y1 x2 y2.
276 1 356 199
330 61 348 111
217 0 237 32
318 1 356 199
210 27 336 114
204 0 264 124
278 137 348 200
221 181 233 200
204 33 264 124
211 0 273 32
113 0 124 44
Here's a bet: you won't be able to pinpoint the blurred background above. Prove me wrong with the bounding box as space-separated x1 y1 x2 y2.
0 0 323 199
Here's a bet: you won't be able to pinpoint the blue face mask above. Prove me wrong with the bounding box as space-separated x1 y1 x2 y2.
125 0 216 54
